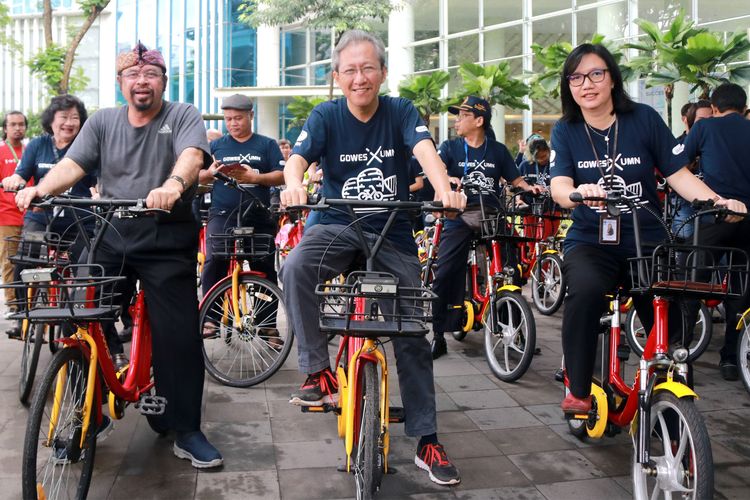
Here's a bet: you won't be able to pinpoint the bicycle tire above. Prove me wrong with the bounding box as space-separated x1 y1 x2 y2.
23 347 97 500
48 323 63 354
531 253 566 316
564 384 587 440
353 362 381 500
625 302 712 362
738 322 750 395
484 290 536 382
631 391 713 499
200 274 293 387
19 323 45 406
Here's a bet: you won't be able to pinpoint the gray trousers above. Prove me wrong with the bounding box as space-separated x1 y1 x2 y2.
279 224 437 437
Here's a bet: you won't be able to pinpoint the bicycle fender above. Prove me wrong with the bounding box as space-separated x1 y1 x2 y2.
653 381 697 399
497 284 522 293
735 308 750 330
541 249 559 256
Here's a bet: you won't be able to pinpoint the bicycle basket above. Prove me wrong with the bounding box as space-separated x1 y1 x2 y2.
628 244 749 299
316 271 437 337
7 231 75 267
480 208 545 243
210 228 275 259
3 264 124 322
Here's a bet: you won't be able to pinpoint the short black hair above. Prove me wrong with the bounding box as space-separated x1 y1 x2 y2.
559 43 634 123
710 83 747 113
682 100 711 129
40 94 88 135
2 111 27 140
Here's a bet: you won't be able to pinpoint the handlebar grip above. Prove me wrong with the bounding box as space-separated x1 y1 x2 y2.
569 192 583 203
213 171 234 184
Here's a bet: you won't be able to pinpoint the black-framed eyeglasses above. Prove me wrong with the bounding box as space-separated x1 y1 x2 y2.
566 69 608 87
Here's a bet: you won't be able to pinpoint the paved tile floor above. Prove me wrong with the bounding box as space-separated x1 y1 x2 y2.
1 291 749 499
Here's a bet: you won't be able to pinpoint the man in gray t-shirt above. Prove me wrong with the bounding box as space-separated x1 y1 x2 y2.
16 43 223 469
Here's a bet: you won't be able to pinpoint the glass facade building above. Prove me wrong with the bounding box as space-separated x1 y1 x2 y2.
279 0 750 146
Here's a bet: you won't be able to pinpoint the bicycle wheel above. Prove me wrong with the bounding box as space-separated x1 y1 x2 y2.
632 391 713 499
23 347 97 500
200 274 293 387
484 290 536 382
738 322 750 395
19 322 45 406
625 302 712 362
353 362 382 500
531 253 566 316
452 301 474 341
564 385 587 440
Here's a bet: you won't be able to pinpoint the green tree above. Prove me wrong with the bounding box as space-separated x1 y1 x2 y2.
238 0 397 98
448 62 530 111
0 3 21 53
397 70 449 125
286 96 326 131
27 0 111 96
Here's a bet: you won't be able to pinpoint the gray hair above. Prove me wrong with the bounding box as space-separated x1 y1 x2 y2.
331 30 386 72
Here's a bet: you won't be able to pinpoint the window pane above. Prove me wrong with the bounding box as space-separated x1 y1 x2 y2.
414 42 440 72
638 1 692 28
698 1 750 24
449 34 479 67
284 67 306 86
484 0 522 26
484 24 523 61
448 0 478 34
534 0 573 17
284 31 307 67
312 30 331 63
532 15 572 59
576 2 628 43
414 0 439 41
313 63 330 85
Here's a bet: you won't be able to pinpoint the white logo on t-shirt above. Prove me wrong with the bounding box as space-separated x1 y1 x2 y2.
416 125 428 133
158 124 172 134
462 171 495 193
295 131 308 147
672 144 685 155
341 167 397 202
594 175 643 214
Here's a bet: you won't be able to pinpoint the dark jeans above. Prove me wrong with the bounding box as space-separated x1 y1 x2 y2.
94 217 204 432
279 224 437 437
562 245 689 398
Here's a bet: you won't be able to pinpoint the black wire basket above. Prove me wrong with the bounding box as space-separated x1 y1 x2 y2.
316 271 436 337
480 208 545 243
628 244 749 299
210 228 275 259
7 230 75 268
2 264 124 322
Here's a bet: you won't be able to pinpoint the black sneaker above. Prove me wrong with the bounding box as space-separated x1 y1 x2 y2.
51 415 114 465
289 368 338 406
431 336 447 360
720 360 739 381
415 442 460 485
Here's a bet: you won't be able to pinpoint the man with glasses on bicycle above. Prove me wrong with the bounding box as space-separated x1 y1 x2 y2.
280 30 465 486
15 42 223 468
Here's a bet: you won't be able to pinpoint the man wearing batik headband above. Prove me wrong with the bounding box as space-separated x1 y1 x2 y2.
16 43 223 468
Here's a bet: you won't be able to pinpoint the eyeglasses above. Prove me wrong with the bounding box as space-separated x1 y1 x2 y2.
120 70 164 80
338 66 381 78
566 69 608 87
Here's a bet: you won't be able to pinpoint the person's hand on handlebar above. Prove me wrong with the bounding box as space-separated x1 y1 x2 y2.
280 185 309 208
147 182 181 211
2 174 26 192
15 185 42 211
436 189 466 219
714 197 747 223
573 183 608 208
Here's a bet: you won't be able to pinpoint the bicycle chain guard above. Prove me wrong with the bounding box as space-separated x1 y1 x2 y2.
135 394 167 415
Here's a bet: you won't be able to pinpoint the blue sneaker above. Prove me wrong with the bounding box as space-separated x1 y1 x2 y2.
51 415 113 465
173 431 223 468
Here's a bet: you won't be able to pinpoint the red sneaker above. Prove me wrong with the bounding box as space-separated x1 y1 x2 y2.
289 368 338 406
561 393 592 414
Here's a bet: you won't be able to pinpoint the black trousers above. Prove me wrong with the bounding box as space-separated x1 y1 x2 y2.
686 218 750 363
95 217 204 432
562 245 687 398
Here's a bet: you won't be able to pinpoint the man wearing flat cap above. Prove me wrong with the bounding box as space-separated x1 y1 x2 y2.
199 94 284 297
16 42 223 468
430 95 543 359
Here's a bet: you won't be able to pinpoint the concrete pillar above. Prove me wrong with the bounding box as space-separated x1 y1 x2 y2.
671 81 690 136
256 24 280 139
387 0 414 95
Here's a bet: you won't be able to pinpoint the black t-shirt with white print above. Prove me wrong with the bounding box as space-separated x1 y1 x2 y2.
550 102 688 256
292 95 432 251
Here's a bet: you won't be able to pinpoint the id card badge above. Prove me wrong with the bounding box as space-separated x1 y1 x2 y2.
599 214 620 245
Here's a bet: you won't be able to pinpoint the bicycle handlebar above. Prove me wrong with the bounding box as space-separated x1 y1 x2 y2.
289 196 452 213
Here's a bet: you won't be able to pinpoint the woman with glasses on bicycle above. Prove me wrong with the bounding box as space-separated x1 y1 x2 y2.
549 43 746 414
430 96 542 359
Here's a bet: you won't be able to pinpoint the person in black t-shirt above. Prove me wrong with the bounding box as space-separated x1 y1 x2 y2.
550 44 746 415
279 30 465 486
683 83 750 381
430 96 542 359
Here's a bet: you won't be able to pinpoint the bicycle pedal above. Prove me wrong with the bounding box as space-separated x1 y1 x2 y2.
301 403 338 414
388 406 405 423
135 395 167 415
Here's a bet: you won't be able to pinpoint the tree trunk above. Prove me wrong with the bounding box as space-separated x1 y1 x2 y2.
664 83 674 130
59 2 109 94
42 0 52 47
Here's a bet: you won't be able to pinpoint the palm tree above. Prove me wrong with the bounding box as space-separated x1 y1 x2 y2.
449 62 530 111
398 70 449 125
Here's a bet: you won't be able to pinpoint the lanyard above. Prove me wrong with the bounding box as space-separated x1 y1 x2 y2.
583 116 618 190
3 141 23 163
463 139 488 177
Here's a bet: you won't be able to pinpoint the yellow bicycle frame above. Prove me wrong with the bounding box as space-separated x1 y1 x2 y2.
47 328 99 449
343 338 391 473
